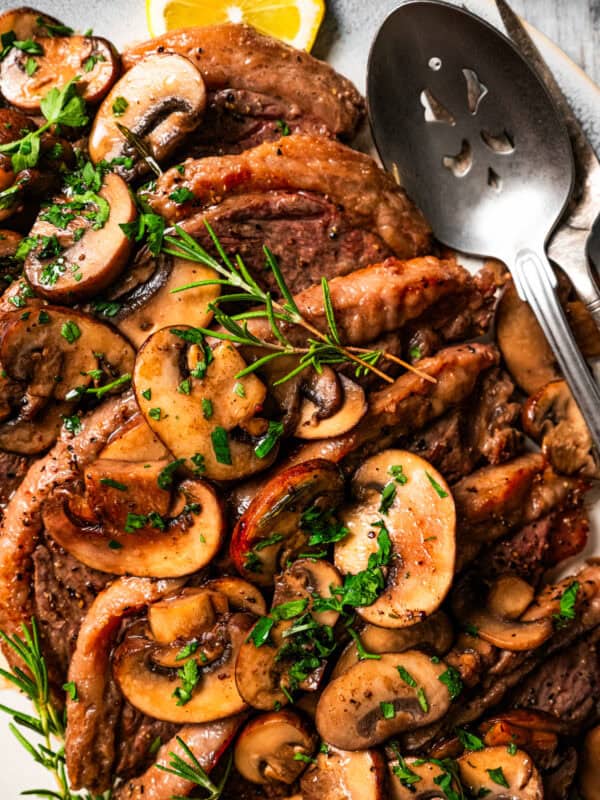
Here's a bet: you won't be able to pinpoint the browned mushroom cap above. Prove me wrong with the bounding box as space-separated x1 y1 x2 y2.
0 7 66 40
0 229 23 261
134 332 277 481
496 282 600 395
388 757 460 799
580 725 600 800
230 459 344 585
294 374 367 439
452 574 553 652
478 710 561 761
113 587 253 723
458 746 543 800
335 450 455 628
42 467 224 577
315 650 452 750
1 35 118 112
332 611 454 679
300 745 387 800
105 250 220 348
235 561 342 711
89 53 206 176
234 710 317 785
273 558 342 628
148 586 229 643
522 379 598 478
24 172 136 302
0 305 134 454
204 576 267 617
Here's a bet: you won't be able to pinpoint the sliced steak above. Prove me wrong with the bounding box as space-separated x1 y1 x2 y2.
509 638 600 730
146 135 431 284
33 536 111 684
543 749 578 800
123 24 364 145
114 702 179 779
0 449 29 510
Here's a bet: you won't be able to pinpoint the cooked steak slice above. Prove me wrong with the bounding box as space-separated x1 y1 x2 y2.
543 748 578 800
191 191 392 294
0 393 138 685
147 135 431 263
485 507 589 585
114 702 178 779
33 536 111 684
408 369 522 482
509 638 600 730
123 24 364 143
245 255 484 343
0 449 29 510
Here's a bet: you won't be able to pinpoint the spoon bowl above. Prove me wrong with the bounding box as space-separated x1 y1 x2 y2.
368 0 600 450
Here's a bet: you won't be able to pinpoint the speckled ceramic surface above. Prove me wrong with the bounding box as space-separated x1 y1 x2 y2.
0 1 598 795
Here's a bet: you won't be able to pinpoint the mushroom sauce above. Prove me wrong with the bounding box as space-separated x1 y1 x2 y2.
0 6 597 800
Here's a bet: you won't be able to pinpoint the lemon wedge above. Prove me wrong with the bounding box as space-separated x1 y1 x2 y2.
146 0 325 51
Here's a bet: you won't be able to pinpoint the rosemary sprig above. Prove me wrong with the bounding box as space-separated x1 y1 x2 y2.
157 736 232 800
0 619 109 800
164 222 434 385
115 123 162 177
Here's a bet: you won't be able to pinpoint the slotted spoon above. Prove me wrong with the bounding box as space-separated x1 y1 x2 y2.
367 0 600 450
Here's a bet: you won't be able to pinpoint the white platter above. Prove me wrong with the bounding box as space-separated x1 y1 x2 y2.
1 0 599 795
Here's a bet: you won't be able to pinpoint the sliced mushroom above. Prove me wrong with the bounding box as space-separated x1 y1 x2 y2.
230 459 344 585
109 250 220 348
148 587 230 643
458 746 543 800
235 560 342 710
134 331 277 481
315 650 452 749
335 450 455 628
0 8 66 41
0 229 23 266
99 412 170 461
478 710 560 761
496 282 600 395
113 593 254 723
234 710 317 785
294 374 367 439
42 470 224 577
579 725 600 800
204 576 267 617
522 379 598 478
24 172 136 302
452 574 553 652
332 611 454 679
300 746 387 800
273 558 343 628
388 757 459 799
89 53 206 176
1 35 118 112
0 305 134 454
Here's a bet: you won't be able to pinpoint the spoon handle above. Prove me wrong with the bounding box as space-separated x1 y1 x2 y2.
512 247 600 451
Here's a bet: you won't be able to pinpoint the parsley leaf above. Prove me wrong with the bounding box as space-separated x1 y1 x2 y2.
173 659 200 706
455 728 484 751
254 420 284 459
486 767 509 788
438 666 463 700
112 96 129 116
426 471 449 498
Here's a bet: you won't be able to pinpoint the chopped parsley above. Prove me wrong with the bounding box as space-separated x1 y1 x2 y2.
379 481 396 514
169 187 195 204
62 681 78 701
201 398 213 419
83 53 106 72
554 581 580 626
62 415 81 435
397 666 417 687
100 477 128 491
211 426 231 465
486 767 509 788
60 320 81 344
455 728 484 751
149 407 162 421
175 641 199 661
389 464 408 485
120 213 165 255
301 505 349 546
426 471 449 498
438 666 463 700
141 388 151 401
409 345 422 360
173 658 199 706
254 420 284 459
157 458 185 490
380 701 395 720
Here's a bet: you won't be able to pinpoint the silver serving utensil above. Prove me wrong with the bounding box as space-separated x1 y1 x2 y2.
367 0 600 449
495 0 600 326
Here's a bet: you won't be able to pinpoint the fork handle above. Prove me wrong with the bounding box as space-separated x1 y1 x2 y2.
584 296 600 331
512 247 600 451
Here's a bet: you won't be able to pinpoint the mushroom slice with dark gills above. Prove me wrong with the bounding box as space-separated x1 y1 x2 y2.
334 450 455 628
24 172 137 303
234 710 317 785
41 457 225 577
230 459 344 586
451 573 553 652
0 35 118 112
522 379 599 478
0 7 68 41
315 650 452 750
235 560 342 710
105 248 220 348
89 53 206 178
458 746 543 800
112 586 254 724
134 330 279 481
301 746 387 800
0 305 134 454
332 611 454 679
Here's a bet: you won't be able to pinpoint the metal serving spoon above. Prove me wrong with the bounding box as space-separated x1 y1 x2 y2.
367 0 600 449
